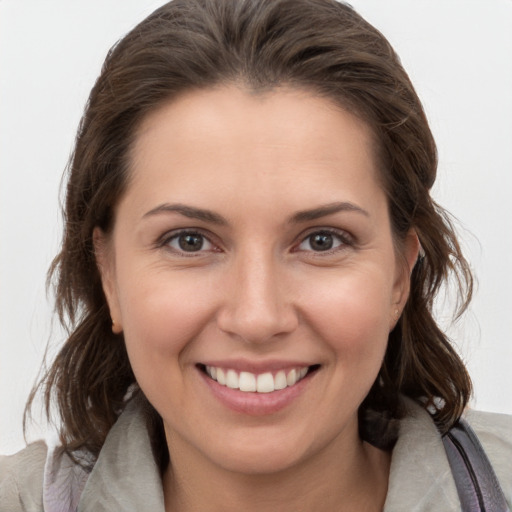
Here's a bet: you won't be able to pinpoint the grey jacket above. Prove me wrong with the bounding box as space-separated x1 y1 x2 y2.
1 398 511 511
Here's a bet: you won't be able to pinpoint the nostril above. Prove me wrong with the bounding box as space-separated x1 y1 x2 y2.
216 309 299 344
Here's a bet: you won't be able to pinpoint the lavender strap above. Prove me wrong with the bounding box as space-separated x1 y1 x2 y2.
443 418 510 512
43 443 91 512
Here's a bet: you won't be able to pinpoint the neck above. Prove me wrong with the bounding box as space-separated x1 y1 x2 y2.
163 430 390 512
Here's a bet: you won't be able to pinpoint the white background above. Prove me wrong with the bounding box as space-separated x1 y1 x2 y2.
1 0 511 455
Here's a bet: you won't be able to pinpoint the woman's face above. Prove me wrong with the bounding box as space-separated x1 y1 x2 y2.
97 86 417 474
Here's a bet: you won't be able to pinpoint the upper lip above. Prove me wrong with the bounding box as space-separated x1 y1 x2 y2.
198 359 317 374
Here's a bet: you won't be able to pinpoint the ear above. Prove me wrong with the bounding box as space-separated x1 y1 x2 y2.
391 229 420 327
93 227 123 334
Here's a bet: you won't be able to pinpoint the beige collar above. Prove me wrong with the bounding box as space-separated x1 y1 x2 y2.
71 396 459 511
383 398 459 510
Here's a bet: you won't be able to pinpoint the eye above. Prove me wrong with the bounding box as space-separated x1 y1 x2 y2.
296 230 350 253
164 231 215 254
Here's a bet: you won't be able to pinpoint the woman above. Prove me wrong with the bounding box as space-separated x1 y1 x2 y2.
1 0 511 510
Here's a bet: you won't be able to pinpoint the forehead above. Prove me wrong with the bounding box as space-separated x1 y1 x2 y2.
133 85 375 156
125 86 384 216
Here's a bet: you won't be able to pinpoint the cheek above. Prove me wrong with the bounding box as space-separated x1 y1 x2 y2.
300 268 392 360
115 267 216 377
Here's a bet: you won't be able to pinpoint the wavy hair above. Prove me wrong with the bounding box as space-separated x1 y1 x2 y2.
26 0 472 470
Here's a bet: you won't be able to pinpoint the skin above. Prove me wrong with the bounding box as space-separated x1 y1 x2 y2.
95 86 419 511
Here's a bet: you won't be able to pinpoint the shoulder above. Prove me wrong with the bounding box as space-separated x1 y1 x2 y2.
465 407 512 444
384 399 512 511
0 441 47 512
464 408 512 504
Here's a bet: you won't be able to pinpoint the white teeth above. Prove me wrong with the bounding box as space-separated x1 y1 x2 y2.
274 370 287 390
239 371 256 392
204 365 311 393
256 372 274 393
287 369 297 386
216 368 226 385
226 369 239 389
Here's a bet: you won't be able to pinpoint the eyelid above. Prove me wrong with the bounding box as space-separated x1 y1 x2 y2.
155 226 354 256
157 228 220 255
293 227 354 253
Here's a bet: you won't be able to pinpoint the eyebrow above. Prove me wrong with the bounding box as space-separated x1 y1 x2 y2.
142 203 228 225
290 202 369 223
143 201 368 225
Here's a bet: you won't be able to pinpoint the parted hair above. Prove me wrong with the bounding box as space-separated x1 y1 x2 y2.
26 0 472 470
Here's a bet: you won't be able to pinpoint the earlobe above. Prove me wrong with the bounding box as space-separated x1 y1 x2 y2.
391 229 420 320
93 227 123 333
404 229 421 275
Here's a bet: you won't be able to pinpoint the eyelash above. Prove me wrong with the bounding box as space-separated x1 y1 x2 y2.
293 228 354 255
157 228 354 256
158 229 218 256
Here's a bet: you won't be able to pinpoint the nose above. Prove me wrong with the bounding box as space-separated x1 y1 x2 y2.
216 251 299 344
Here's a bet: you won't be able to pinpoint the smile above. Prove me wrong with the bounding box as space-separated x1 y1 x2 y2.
202 365 314 393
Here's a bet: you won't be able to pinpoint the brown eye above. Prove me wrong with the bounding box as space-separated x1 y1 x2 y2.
309 233 334 251
165 231 214 253
178 233 204 251
297 230 350 253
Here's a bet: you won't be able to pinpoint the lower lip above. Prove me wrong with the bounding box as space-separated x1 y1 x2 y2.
199 369 315 416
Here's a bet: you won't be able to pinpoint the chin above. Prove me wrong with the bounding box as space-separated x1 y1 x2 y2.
198 422 333 476
210 440 308 476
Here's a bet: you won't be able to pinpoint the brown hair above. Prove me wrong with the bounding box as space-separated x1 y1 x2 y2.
26 0 472 468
